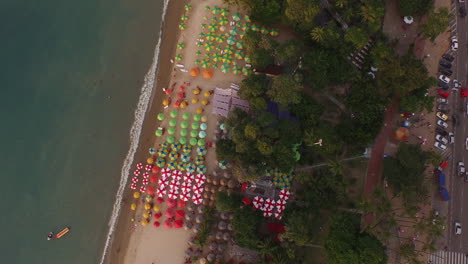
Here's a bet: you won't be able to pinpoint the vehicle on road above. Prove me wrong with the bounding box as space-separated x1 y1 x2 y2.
436 127 448 136
464 174 468 182
460 5 467 17
443 54 454 62
438 98 448 104
438 80 449 89
437 120 448 128
439 60 452 68
466 138 468 150
460 0 465 3
462 88 468 98
454 79 461 88
451 36 459 51
440 188 451 201
436 112 449 121
439 75 451 84
459 161 466 176
439 67 453 76
437 104 448 112
434 141 447 150
436 134 449 144
449 132 455 144
455 222 462 235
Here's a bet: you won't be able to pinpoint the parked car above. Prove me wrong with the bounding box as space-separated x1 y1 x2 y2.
466 138 468 150
455 222 462 235
452 36 459 51
449 132 455 144
443 54 455 62
439 68 453 76
436 134 449 144
454 79 461 88
461 6 467 17
438 98 448 104
464 174 468 182
438 80 449 89
439 60 452 68
434 141 447 150
459 161 466 176
439 75 451 84
462 88 468 98
460 0 466 3
436 112 449 121
437 120 449 128
437 104 448 112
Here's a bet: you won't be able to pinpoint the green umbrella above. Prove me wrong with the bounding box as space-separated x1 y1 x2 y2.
204 6 211 11
212 63 219 69
197 165 207 174
204 42 214 52
197 139 206 146
204 53 211 59
270 29 279 37
229 27 239 35
232 13 241 21
220 123 226 130
242 66 252 76
167 136 175 144
201 23 207 29
234 50 243 60
222 54 231 64
190 130 198 138
175 54 182 61
168 127 175 135
184 4 192 11
250 24 259 31
212 7 220 15
244 15 251 22
219 17 228 26
192 122 200 130
196 146 207 156
155 129 163 137
220 8 229 17
241 23 249 32
225 46 234 54
239 32 245 39
208 23 217 32
194 59 200 65
186 163 196 173
193 114 201 121
181 153 190 163
212 16 218 22
180 128 188 137
244 55 251 63
200 123 208 130
157 113 165 121
182 113 190 120
232 65 241 75
260 27 268 35
200 59 211 69
221 64 230 73
195 50 202 56
182 145 192 153
179 23 187 30
170 110 178 118
196 42 203 47
181 121 189 129
205 33 215 41
155 157 166 167
180 14 188 21
212 53 221 63
177 42 185 50
190 137 197 146
169 119 177 127
236 41 245 49
216 35 226 43
226 36 236 45
179 137 187 145
199 131 207 138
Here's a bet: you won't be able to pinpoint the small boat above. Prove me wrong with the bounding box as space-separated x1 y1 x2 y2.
55 227 70 239
47 232 54 241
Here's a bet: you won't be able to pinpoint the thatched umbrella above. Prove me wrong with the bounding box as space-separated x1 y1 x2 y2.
215 231 223 240
217 243 226 252
229 214 234 220
223 232 230 241
227 223 233 231
192 223 201 233
197 205 205 214
216 254 222 260
228 180 237 189
188 237 196 246
199 258 208 264
223 172 231 179
206 176 212 183
207 253 215 262
212 179 219 186
187 203 195 212
209 242 217 251
185 248 193 258
218 186 227 193
209 200 215 207
185 221 193 230
196 214 204 224
210 187 216 194
218 221 227 230
220 178 227 186
205 184 211 192
185 212 194 221
204 192 210 199
209 193 216 201
203 199 209 206
212 170 218 177
220 212 229 220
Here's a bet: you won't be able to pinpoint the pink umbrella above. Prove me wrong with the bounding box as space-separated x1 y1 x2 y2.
133 169 141 176
151 166 159 174
175 210 185 219
180 192 190 201
157 187 167 197
167 198 177 208
184 172 194 182
136 163 143 170
153 221 160 227
193 184 204 194
164 219 173 229
156 197 164 204
279 189 290 200
146 186 156 195
139 186 146 193
179 85 185 92
132 177 139 183
165 208 175 218
174 219 184 228
195 174 206 184
145 164 153 171
177 199 186 208
149 175 158 183
130 183 137 190
192 193 203 205
142 179 149 185
143 172 150 179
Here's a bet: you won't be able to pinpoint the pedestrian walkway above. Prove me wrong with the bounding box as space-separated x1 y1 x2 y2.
429 250 468 264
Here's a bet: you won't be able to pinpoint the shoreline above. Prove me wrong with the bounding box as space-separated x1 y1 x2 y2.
103 1 186 263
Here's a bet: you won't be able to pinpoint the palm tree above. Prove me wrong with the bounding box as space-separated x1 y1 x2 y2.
257 237 278 260
310 27 325 43
360 6 377 23
334 0 348 9
327 158 344 176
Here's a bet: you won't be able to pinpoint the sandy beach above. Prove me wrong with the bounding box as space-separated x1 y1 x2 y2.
105 0 247 263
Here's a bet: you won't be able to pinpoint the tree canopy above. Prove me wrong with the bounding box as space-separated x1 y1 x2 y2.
421 8 452 41
398 0 434 17
267 75 303 105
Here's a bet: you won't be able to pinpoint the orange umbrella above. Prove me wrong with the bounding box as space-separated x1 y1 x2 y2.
191 97 199 104
203 69 213 79
393 127 409 141
189 67 200 77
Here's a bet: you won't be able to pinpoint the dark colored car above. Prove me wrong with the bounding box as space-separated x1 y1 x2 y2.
436 127 448 136
440 60 452 68
460 6 467 17
438 104 448 112
443 54 455 62
438 80 450 89
439 68 453 76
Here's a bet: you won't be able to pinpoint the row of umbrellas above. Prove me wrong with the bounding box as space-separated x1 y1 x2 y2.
157 167 208 205
250 191 290 219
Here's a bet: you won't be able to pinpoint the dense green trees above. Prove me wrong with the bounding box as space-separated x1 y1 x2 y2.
281 210 320 246
231 207 263 249
398 0 433 16
421 8 452 41
215 191 242 212
284 0 321 31
325 212 387 264
268 75 303 105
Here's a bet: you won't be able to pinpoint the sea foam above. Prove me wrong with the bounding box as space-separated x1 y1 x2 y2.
99 0 169 263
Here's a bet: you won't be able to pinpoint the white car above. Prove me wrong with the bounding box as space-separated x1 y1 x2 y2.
460 0 465 3
439 75 451 84
438 98 448 104
452 36 459 51
437 120 448 128
455 222 462 235
459 161 466 176
436 112 449 121
436 134 449 144
435 142 447 150
466 138 468 150
454 79 461 88
449 132 455 144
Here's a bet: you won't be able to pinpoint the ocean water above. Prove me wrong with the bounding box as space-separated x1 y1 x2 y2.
0 0 165 263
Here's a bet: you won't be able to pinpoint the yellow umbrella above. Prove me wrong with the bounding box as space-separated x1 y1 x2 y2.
193 88 201 95
153 205 160 212
201 99 209 105
147 157 154 164
204 91 211 97
192 97 199 104
141 219 149 226
196 108 204 114
144 203 151 210
142 211 150 219
201 116 208 122
133 192 141 199
180 101 188 109
163 99 170 106
130 203 137 210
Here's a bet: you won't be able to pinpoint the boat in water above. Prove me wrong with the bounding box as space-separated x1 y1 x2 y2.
47 232 54 241
54 227 70 239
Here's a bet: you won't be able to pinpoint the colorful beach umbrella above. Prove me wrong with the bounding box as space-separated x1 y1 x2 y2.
157 113 165 121
219 17 228 26
229 27 239 35
157 148 167 158
226 36 236 46
196 42 203 47
195 156 204 165
218 160 228 169
241 23 249 32
260 27 268 35
208 23 217 32
182 145 192 153
179 23 187 30
242 66 252 76
204 6 210 11
204 42 214 52
294 72 303 83
149 148 156 155
181 121 189 129
181 153 190 163
186 163 196 173
239 32 245 39
244 55 251 63
232 13 241 21
236 41 245 49
195 50 202 57
212 6 220 14
205 33 215 41
200 59 211 69
224 46 234 54
221 64 230 73
177 42 185 50
244 15 251 22
270 29 279 37
194 59 200 65
232 65 241 75
234 50 244 60
184 4 192 11
212 53 221 62
175 54 182 61
201 23 207 29
180 14 188 21
220 8 229 17
196 146 207 156
250 24 259 31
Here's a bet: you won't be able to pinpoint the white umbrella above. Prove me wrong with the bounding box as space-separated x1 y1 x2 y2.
403 16 413 25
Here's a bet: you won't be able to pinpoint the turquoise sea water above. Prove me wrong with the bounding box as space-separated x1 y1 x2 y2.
0 0 164 263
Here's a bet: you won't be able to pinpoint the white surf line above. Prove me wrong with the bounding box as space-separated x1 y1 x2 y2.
98 0 169 263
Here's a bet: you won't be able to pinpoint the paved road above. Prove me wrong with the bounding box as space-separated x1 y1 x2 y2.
428 250 468 264
446 1 468 253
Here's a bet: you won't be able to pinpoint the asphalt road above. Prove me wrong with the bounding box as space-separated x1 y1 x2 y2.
447 2 468 253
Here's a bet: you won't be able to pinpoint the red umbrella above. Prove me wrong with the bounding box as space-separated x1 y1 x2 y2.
179 85 185 92
263 209 273 217
184 172 194 181
167 198 177 208
177 92 185 99
242 197 251 205
154 212 162 219
161 167 170 174
142 179 149 185
176 210 185 219
153 221 160 227
139 186 146 193
180 192 190 201
156 197 164 204
440 161 449 169
177 199 186 208
157 187 167 197
149 175 158 183
193 184 204 194
136 163 143 170
279 189 290 200
174 99 182 107
174 219 184 228
264 198 275 210
145 164 153 171
172 170 183 179
195 174 206 184
276 199 286 208
133 169 141 176
130 183 137 190
274 211 282 220
142 172 150 179
192 193 203 205
165 88 173 95
151 166 160 174
146 186 156 195
165 208 175 218
164 219 173 229
131 177 139 183
168 189 179 200
241 183 248 192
